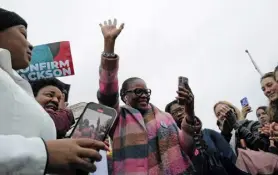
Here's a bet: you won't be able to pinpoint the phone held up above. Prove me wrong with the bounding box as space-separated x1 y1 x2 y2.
240 97 249 107
70 102 117 141
178 76 188 88
178 76 189 105
70 102 117 175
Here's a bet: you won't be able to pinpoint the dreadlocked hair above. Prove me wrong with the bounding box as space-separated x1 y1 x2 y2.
120 77 141 103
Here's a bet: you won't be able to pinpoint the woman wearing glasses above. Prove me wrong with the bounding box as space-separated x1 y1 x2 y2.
97 19 200 175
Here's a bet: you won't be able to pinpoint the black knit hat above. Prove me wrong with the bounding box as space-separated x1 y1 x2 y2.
0 8 27 31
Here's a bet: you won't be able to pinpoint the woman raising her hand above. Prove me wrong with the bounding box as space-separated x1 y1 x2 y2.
97 19 201 175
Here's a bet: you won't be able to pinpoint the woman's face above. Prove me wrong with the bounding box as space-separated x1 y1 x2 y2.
261 77 278 102
125 79 151 111
256 108 270 125
0 25 33 70
215 103 235 131
35 85 63 111
214 103 229 122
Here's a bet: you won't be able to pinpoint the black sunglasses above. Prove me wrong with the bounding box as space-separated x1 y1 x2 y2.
126 88 151 97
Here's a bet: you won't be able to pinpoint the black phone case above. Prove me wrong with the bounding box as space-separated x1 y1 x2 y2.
71 102 117 174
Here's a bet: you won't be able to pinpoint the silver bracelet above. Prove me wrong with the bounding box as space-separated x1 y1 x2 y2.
102 52 116 58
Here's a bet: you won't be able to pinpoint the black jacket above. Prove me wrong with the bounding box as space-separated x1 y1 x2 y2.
221 120 269 151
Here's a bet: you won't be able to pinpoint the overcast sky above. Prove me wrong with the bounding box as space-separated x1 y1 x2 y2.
2 0 278 130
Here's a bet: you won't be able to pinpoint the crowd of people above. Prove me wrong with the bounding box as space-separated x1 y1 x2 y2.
1 7 278 175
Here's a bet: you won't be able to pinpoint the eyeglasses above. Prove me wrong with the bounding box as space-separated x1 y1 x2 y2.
126 88 151 97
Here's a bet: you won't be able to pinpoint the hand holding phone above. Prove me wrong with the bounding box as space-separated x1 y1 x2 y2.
240 97 252 119
70 102 117 142
177 76 195 122
70 102 117 175
240 97 249 107
178 76 189 105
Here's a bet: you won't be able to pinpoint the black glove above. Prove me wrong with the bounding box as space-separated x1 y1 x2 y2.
225 110 240 130
220 120 233 135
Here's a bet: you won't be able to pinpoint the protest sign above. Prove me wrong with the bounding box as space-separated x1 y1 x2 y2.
17 41 75 81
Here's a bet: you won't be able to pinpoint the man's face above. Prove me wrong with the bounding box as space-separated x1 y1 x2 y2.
35 85 63 111
0 25 32 70
261 77 278 102
169 103 186 128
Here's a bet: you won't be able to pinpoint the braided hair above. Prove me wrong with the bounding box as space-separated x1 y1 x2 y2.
120 77 141 103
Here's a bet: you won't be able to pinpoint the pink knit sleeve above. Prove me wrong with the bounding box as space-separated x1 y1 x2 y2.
98 56 120 114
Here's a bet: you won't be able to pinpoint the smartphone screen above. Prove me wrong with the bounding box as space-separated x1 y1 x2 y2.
70 102 117 141
240 97 249 107
178 76 188 88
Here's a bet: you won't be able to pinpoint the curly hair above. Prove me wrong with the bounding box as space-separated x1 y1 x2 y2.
30 78 65 97
213 101 244 120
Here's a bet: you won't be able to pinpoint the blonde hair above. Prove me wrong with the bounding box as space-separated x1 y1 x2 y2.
213 101 244 121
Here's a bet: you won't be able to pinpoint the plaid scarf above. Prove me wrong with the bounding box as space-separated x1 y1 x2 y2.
111 104 191 175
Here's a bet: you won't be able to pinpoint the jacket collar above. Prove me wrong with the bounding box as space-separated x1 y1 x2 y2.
0 48 14 76
0 48 34 96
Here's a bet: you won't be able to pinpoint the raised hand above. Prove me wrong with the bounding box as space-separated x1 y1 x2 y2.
241 105 252 119
58 93 66 109
218 105 239 129
99 19 124 40
225 110 239 129
176 86 195 121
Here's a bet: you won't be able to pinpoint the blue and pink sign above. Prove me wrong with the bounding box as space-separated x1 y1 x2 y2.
17 41 75 81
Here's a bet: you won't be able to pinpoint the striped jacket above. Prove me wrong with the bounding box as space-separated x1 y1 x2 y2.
98 56 195 175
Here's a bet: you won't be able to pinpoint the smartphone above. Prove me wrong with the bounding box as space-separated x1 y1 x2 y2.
65 102 88 137
70 102 117 141
178 76 188 88
70 102 117 175
240 97 249 107
178 76 189 105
